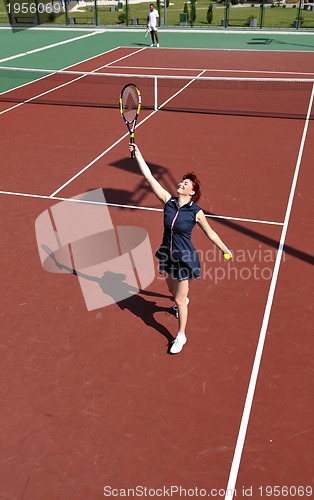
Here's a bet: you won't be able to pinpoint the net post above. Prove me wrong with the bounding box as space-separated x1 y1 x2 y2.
190 0 196 27
224 0 230 27
157 0 161 19
125 0 129 26
34 0 40 25
154 76 158 111
94 0 99 25
259 0 265 29
64 0 69 25
296 0 302 29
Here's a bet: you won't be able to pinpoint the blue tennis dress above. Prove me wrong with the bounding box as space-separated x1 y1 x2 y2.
155 197 202 281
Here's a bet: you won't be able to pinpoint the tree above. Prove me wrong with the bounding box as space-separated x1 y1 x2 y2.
183 2 189 22
207 3 213 23
190 0 196 25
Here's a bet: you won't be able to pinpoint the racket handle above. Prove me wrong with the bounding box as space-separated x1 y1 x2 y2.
130 134 135 159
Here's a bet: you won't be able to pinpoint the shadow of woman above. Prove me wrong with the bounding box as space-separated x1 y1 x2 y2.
98 271 175 345
43 247 175 348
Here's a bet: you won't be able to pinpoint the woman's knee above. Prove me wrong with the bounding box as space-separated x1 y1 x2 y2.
175 296 187 308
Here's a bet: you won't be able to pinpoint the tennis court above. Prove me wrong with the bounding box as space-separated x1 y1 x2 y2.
0 28 313 500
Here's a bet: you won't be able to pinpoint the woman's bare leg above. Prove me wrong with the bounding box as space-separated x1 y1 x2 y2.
166 274 178 300
174 279 190 334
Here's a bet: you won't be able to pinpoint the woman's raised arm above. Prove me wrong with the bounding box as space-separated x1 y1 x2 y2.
129 143 171 205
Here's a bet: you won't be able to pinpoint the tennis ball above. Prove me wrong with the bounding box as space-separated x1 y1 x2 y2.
224 253 231 261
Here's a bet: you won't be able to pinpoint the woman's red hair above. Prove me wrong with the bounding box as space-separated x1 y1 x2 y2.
182 172 201 203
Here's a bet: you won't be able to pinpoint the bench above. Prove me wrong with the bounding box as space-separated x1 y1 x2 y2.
12 16 37 24
302 2 314 9
293 18 314 27
223 18 258 27
130 17 147 25
69 16 94 24
98 5 123 11
272 0 286 6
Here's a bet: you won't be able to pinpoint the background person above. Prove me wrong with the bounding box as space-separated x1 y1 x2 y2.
147 3 159 47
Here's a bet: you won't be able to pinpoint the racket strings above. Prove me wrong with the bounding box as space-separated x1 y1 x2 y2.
122 86 139 122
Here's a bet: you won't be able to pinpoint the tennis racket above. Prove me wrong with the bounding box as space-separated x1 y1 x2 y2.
41 244 63 270
119 83 141 159
145 27 149 38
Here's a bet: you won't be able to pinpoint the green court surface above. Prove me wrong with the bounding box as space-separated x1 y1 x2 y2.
0 27 314 71
0 28 91 61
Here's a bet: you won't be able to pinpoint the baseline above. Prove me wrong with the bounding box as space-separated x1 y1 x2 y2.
0 31 101 64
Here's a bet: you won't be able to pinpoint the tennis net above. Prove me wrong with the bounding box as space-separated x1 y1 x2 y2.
1 66 313 119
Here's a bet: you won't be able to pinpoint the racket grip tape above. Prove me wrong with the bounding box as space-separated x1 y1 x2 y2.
130 133 135 159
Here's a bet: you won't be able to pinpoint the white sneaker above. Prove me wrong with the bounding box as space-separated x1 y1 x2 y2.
150 43 154 47
170 333 187 354
173 297 189 318
156 43 160 47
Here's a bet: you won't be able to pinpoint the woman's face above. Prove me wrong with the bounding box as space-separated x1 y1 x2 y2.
177 178 195 197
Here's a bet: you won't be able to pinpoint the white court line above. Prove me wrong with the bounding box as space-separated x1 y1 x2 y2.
49 69 206 197
0 190 284 226
1 26 314 36
109 65 314 78
0 47 146 116
0 45 122 99
0 31 101 64
206 213 283 226
224 83 314 500
49 108 157 197
159 69 206 109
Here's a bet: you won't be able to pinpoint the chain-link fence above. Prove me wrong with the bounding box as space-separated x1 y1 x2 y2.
1 0 313 29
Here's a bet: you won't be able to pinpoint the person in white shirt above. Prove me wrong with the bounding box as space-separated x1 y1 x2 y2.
147 3 159 47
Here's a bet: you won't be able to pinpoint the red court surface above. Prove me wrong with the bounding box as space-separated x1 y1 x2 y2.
1 48 313 500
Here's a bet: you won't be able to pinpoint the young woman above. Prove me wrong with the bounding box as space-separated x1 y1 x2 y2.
129 143 232 354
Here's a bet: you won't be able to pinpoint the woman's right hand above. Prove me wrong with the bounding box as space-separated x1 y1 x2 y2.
129 142 139 155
